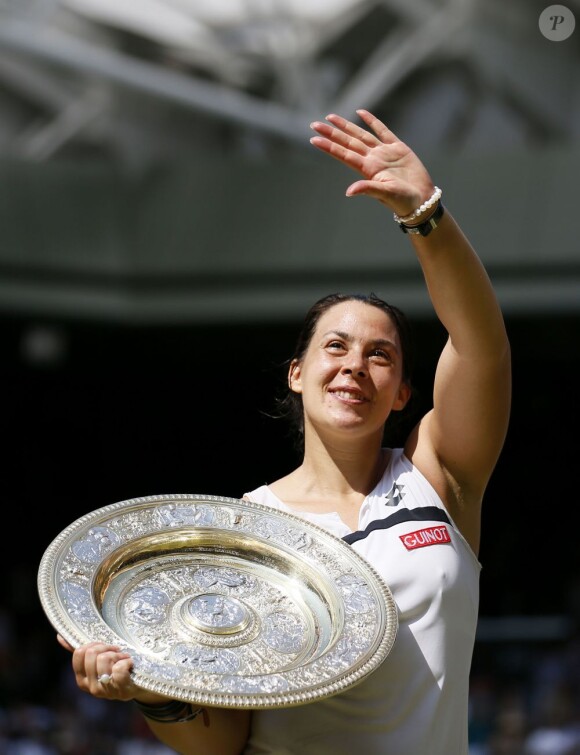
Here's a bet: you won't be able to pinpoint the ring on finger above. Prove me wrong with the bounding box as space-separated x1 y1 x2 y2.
97 673 112 685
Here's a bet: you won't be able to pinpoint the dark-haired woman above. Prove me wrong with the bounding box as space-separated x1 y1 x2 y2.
57 109 511 755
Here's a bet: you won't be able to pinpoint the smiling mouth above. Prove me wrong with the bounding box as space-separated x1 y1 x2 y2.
332 390 368 402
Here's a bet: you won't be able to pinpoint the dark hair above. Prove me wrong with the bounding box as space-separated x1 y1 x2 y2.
274 292 416 453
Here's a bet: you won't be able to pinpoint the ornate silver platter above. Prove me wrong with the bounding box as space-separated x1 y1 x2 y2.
38 494 398 709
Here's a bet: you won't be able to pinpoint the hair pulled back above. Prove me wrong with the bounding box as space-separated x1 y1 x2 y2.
275 292 415 452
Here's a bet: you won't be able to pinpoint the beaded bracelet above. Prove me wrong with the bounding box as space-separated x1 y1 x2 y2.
398 200 445 237
134 698 205 724
393 186 442 225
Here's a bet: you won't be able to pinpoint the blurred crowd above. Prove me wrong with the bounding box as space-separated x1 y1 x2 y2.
468 635 580 754
4 560 580 755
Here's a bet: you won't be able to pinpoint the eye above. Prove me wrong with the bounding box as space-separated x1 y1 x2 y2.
370 348 392 362
326 340 346 352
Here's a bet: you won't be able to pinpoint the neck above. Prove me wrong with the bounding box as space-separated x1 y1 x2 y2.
298 430 386 498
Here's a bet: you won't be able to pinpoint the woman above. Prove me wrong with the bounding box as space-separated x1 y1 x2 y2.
57 109 511 754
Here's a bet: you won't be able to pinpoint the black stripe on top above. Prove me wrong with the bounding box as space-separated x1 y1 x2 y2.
342 506 451 545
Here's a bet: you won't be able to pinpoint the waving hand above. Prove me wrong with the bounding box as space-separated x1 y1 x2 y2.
310 109 435 216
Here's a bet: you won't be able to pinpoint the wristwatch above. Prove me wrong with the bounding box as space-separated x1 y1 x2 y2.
398 201 445 236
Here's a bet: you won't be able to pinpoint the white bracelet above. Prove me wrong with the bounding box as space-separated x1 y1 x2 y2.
393 187 442 224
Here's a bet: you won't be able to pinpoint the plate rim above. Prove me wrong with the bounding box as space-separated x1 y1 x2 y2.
38 493 399 708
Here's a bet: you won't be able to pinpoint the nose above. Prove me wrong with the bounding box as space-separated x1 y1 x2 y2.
341 355 367 378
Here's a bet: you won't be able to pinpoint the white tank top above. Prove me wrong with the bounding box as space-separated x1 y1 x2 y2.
243 448 481 755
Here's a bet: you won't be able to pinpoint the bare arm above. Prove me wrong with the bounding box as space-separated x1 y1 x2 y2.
309 109 511 551
143 706 251 755
57 635 251 755
406 208 511 499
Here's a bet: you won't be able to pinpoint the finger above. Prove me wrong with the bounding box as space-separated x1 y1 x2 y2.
345 179 373 197
309 135 367 175
355 109 400 145
71 641 115 671
72 643 127 683
112 657 134 678
56 634 74 652
94 646 131 673
310 119 373 158
98 658 138 701
111 658 137 691
93 653 134 698
325 112 382 150
345 179 391 198
99 652 133 676
96 650 127 679
345 179 407 208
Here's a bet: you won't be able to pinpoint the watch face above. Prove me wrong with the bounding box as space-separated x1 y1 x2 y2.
38 493 398 709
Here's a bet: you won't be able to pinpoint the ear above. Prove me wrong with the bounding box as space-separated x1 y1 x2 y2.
288 359 302 394
392 381 411 411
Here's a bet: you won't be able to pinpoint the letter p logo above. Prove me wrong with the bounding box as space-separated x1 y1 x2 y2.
539 5 575 40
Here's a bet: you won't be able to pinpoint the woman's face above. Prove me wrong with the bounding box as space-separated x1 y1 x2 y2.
289 300 410 443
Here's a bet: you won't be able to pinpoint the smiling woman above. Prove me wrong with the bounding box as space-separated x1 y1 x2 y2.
56 109 511 755
274 292 415 456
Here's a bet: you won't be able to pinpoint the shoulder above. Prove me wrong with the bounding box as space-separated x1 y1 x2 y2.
403 413 483 553
242 485 285 510
242 485 267 502
404 417 445 493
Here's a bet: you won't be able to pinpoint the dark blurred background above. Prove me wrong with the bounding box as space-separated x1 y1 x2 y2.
1 1 580 752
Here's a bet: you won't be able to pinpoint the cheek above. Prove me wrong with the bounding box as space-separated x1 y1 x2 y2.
375 373 404 403
302 354 336 383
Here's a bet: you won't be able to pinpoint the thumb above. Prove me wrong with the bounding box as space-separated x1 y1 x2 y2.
345 179 372 197
56 634 75 653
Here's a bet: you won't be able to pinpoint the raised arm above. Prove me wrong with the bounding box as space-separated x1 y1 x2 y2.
309 109 511 553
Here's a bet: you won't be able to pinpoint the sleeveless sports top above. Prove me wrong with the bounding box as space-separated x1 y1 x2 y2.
242 447 481 755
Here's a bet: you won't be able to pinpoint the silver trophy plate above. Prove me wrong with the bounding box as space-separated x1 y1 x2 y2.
38 494 398 709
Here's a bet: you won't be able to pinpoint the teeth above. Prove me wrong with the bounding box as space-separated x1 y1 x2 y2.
334 390 364 400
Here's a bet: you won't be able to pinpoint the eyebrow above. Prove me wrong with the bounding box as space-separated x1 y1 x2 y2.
322 330 400 352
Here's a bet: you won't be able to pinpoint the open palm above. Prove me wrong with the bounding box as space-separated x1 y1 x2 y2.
310 109 434 216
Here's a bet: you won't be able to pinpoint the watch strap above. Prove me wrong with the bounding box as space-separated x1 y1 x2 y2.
399 201 445 236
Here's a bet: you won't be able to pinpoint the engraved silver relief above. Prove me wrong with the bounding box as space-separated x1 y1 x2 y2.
38 494 398 708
